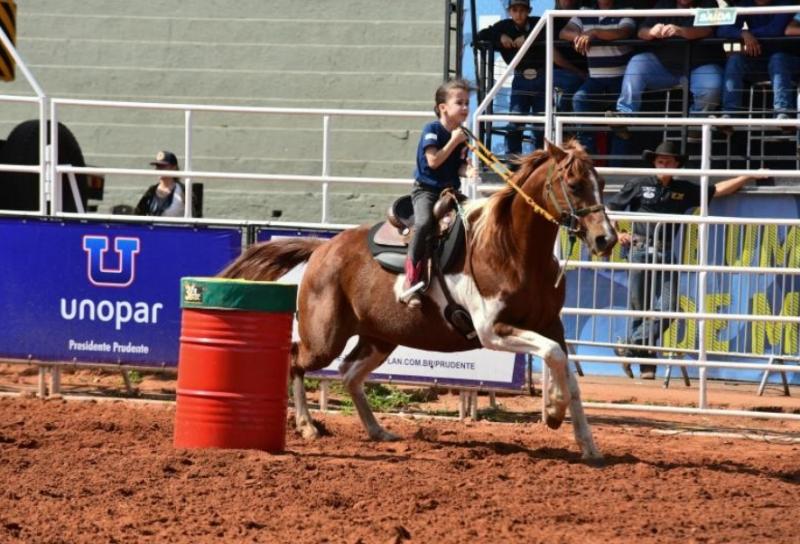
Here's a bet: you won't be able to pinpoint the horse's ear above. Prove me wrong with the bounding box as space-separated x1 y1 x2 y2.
544 139 568 163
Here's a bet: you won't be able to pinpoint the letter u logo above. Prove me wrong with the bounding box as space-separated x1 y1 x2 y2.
83 236 141 287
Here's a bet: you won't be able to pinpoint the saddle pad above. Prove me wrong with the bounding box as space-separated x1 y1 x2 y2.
367 215 466 275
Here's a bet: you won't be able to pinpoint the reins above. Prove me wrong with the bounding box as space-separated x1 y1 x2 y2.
461 126 561 226
461 126 605 236
460 126 605 287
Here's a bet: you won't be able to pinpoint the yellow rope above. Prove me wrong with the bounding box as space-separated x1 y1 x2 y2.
463 136 560 226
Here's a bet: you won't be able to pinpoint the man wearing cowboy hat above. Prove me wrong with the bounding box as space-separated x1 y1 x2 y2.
606 140 757 379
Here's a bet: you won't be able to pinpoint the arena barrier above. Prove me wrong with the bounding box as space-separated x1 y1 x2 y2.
0 216 526 401
1 6 798 420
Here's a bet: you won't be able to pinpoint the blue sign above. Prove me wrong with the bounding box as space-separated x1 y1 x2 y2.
0 218 242 366
560 193 800 384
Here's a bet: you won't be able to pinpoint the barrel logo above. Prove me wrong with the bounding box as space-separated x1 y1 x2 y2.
82 235 141 288
183 282 203 303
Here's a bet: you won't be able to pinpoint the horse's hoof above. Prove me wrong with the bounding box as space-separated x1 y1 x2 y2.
299 422 320 440
582 451 605 466
370 429 401 442
544 413 564 430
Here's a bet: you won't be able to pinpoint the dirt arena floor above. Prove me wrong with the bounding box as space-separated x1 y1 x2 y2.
1 364 799 544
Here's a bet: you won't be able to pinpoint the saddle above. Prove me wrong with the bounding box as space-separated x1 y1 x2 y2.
367 189 476 340
367 189 466 274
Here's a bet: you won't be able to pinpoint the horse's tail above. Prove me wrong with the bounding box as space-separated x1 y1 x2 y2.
219 238 327 281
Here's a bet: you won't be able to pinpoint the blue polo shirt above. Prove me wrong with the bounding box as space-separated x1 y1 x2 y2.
413 120 466 190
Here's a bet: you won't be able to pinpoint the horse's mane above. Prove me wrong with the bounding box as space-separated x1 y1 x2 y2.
466 141 591 278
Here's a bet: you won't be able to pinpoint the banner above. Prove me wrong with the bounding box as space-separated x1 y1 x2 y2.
0 218 242 366
561 194 800 384
256 226 526 390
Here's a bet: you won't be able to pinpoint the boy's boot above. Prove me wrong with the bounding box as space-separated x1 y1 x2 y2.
401 257 424 309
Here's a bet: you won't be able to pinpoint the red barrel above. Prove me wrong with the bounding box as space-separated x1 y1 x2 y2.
174 278 297 452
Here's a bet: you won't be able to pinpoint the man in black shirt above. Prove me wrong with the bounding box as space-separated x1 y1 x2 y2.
610 0 726 138
477 0 587 155
606 140 757 379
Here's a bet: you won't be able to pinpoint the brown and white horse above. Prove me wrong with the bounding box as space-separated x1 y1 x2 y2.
221 140 616 460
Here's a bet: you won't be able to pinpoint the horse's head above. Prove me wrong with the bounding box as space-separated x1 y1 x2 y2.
521 140 617 256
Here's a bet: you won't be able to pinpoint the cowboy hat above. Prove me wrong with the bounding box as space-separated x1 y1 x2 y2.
641 141 687 166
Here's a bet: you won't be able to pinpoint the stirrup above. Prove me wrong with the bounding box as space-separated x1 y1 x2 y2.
400 281 425 306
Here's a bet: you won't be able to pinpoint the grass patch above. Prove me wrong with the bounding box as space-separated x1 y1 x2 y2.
337 383 418 413
126 370 143 385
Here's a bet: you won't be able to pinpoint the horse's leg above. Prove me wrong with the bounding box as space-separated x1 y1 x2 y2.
564 364 602 460
339 337 398 441
482 322 571 428
293 271 357 440
482 322 602 459
290 364 318 440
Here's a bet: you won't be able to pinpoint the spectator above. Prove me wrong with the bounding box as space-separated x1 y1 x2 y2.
559 0 636 154
134 151 196 217
717 0 798 134
606 140 758 379
477 0 587 156
552 0 592 111
785 11 800 150
786 11 800 35
610 0 726 138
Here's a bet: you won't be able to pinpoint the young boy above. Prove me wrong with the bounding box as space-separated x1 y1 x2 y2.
402 80 471 308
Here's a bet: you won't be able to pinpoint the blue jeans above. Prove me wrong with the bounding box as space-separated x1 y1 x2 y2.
722 51 800 114
573 76 623 153
616 52 722 114
506 69 585 154
626 246 678 350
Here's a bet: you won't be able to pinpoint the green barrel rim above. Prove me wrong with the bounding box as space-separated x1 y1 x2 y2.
180 277 297 313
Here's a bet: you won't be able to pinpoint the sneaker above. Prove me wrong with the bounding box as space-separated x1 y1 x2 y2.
714 114 733 137
640 364 657 380
613 345 635 379
605 111 630 140
776 112 796 135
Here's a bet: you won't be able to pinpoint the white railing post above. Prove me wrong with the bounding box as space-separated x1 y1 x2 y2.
39 97 49 215
184 109 193 218
49 100 59 215
544 10 554 144
697 123 712 408
321 114 331 223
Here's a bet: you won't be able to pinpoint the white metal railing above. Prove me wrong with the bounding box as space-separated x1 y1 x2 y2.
49 98 432 222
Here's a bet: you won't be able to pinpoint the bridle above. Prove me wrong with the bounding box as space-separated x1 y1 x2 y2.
543 157 606 235
461 126 605 235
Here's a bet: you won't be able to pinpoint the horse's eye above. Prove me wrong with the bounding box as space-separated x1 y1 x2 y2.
568 183 581 195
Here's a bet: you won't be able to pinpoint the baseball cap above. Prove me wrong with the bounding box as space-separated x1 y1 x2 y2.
508 0 531 8
149 150 179 167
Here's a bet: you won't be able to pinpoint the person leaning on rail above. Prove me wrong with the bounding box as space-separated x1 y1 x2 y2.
716 0 798 137
785 12 800 154
476 0 587 157
558 0 636 156
605 140 760 380
607 0 726 140
134 151 199 218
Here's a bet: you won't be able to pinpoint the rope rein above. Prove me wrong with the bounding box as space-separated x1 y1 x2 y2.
460 126 600 287
461 130 561 226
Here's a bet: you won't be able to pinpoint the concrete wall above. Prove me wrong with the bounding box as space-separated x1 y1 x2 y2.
0 0 446 222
